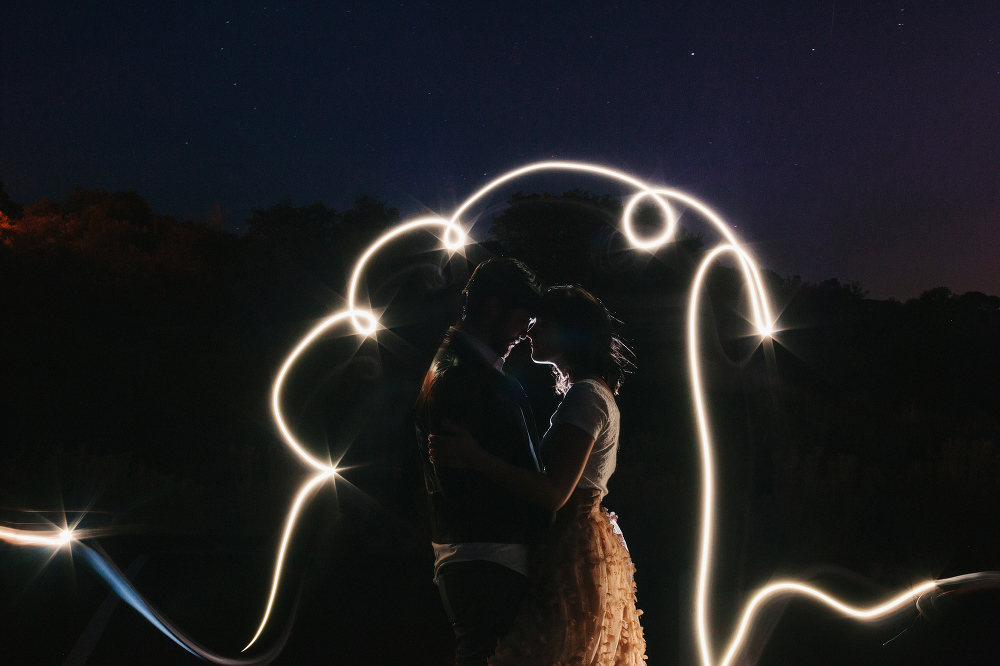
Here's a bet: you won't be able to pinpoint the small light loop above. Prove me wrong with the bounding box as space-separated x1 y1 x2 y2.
622 189 677 250
442 224 466 250
349 309 378 335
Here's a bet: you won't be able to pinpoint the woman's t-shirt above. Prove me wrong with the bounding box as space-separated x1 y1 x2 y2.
540 379 620 498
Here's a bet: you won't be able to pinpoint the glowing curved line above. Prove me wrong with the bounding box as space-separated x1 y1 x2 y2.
346 217 465 332
4 160 991 664
271 309 376 472
622 189 678 250
684 243 935 665
450 161 655 225
243 470 333 651
688 244 766 666
649 187 774 333
79 541 292 665
718 580 938 666
245 220 469 649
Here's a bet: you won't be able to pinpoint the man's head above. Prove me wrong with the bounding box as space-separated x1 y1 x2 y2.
460 258 544 357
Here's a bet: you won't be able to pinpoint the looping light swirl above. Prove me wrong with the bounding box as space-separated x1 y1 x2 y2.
6 161 990 665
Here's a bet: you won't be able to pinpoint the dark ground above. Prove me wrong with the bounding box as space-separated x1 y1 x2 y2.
4 524 1000 665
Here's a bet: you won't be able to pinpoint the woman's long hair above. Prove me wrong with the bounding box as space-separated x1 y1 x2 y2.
540 285 635 396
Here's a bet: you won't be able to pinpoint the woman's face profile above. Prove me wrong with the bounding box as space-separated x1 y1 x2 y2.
526 316 560 366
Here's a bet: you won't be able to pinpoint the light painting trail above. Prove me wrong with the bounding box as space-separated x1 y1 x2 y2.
0 525 73 547
1 161 995 663
77 541 292 665
244 217 466 651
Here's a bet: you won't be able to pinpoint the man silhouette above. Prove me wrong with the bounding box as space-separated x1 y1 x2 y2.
414 258 552 666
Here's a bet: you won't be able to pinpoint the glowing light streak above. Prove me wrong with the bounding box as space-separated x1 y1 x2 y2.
346 217 466 332
79 543 199 658
686 243 935 665
0 525 74 547
242 469 333 651
245 219 469 649
79 542 291 665
688 243 782 666
270 310 375 472
717 580 938 666
621 189 677 250
2 160 995 663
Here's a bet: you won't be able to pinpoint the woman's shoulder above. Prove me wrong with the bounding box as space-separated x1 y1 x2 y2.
561 379 617 421
567 378 616 404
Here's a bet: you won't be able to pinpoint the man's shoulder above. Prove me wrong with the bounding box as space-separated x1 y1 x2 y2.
419 332 488 401
432 332 488 376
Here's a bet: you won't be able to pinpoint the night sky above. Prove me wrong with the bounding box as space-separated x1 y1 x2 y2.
3 1 998 298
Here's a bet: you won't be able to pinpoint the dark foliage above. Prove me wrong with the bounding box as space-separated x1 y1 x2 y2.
0 181 24 219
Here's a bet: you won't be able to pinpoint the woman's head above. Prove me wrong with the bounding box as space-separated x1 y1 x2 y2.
527 285 635 395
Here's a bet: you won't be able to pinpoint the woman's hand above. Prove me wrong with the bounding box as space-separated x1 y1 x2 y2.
428 420 484 469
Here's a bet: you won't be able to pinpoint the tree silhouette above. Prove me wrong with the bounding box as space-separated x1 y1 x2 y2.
0 181 23 219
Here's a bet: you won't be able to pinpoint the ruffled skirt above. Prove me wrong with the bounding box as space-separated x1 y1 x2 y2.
489 507 646 665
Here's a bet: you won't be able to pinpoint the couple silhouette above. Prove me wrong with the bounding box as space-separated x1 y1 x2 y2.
416 258 646 665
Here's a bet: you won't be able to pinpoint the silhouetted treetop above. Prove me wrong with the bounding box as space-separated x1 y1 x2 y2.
0 181 23 220
490 190 621 284
63 187 154 225
245 195 399 256
340 195 400 246
1 187 225 278
490 189 706 295
246 199 338 246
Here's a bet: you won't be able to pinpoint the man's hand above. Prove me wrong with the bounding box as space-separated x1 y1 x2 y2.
565 487 601 520
428 420 483 469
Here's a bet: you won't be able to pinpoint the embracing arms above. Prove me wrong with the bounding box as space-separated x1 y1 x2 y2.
429 419 596 513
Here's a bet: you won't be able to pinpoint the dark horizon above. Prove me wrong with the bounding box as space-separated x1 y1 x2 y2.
3 175 996 306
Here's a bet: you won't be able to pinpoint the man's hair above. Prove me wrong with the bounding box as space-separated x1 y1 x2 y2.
462 258 544 320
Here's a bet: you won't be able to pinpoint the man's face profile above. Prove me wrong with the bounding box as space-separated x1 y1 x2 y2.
481 297 534 357
497 307 534 357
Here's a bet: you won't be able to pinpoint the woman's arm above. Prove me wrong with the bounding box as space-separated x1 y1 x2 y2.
429 420 595 512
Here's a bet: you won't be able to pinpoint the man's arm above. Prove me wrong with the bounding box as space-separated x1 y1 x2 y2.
430 421 596 513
